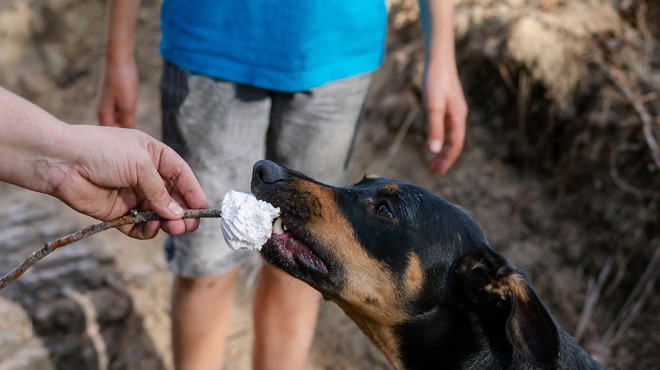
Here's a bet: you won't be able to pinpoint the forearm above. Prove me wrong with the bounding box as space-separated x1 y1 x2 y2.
417 1 467 175
104 0 141 62
0 87 77 195
97 0 141 128
419 0 456 64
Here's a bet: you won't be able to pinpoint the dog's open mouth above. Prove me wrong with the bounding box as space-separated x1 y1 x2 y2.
263 217 329 276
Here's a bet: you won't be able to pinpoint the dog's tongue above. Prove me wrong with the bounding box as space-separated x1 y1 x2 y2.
271 233 328 274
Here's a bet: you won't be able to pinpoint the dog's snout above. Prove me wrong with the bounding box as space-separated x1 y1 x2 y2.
253 160 288 185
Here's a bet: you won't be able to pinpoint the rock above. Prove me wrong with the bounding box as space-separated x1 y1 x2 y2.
0 298 54 370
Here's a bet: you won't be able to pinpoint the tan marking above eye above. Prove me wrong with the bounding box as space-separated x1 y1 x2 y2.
378 184 401 195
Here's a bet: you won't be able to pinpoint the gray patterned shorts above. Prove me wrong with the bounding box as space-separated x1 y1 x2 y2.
159 61 372 277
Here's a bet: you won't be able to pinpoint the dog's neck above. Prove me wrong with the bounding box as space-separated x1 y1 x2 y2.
396 307 496 370
377 306 514 370
335 301 407 370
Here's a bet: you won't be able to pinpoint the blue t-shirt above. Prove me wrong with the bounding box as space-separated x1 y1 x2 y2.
160 0 387 92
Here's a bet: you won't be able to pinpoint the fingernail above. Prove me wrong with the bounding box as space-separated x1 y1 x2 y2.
168 201 184 215
428 139 442 154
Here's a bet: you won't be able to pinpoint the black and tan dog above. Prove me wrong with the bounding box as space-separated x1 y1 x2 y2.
251 160 604 370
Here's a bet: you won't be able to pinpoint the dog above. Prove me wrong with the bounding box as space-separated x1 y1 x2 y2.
251 159 604 370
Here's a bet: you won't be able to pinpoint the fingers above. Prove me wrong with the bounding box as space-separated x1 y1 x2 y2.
429 129 464 175
105 131 204 239
428 97 467 175
136 137 207 232
160 219 193 235
114 99 137 128
426 98 451 175
97 98 119 127
117 220 161 240
119 109 136 129
155 143 209 212
116 208 195 239
168 190 202 232
139 165 186 221
97 100 136 128
131 141 186 221
96 65 138 128
425 101 446 155
114 204 190 240
153 148 206 235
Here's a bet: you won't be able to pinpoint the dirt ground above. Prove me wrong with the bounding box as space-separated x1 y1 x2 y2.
0 0 658 369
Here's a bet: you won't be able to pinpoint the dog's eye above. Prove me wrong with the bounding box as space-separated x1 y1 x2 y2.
375 203 394 218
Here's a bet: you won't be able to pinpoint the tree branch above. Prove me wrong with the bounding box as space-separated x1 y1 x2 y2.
0 209 222 290
600 64 660 170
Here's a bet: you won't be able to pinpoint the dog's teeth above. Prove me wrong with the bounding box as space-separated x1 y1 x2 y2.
272 218 284 235
283 224 288 231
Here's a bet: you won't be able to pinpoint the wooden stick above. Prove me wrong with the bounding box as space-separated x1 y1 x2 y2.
0 209 222 290
378 106 418 175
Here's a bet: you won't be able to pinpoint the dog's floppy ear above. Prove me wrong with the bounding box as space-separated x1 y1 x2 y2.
453 250 560 369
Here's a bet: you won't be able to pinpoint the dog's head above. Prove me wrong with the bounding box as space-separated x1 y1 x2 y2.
251 160 560 369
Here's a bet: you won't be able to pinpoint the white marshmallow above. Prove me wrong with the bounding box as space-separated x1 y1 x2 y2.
221 190 280 251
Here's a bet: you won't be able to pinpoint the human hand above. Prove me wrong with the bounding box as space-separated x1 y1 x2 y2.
96 55 138 128
52 125 208 239
424 59 468 175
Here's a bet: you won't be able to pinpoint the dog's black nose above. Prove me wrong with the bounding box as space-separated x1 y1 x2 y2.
252 160 288 185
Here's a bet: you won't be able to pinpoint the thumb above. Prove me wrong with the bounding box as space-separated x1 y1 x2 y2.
139 165 184 220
